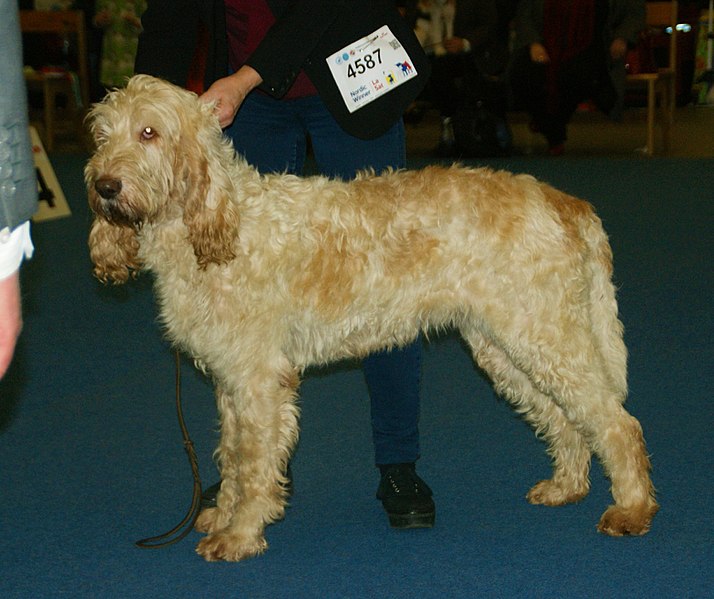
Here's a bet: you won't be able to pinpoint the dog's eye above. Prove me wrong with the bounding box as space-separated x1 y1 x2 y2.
140 127 156 141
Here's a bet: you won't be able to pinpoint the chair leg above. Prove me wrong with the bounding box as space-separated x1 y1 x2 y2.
645 79 656 156
659 81 671 154
42 79 54 153
662 77 677 152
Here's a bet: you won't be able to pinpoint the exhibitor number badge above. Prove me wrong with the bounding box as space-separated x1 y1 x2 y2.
326 25 417 113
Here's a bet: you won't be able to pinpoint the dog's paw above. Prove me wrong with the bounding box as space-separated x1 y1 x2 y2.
196 532 268 562
194 507 229 534
597 503 659 536
526 479 589 506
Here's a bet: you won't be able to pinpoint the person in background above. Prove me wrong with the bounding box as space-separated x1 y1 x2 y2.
399 0 507 155
92 0 146 90
509 0 645 156
419 0 505 154
136 0 437 529
0 0 39 380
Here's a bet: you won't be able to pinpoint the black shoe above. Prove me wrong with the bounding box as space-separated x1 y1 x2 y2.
200 480 222 510
200 465 293 510
376 463 435 529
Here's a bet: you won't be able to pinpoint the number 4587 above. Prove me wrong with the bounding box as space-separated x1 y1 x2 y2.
346 49 382 78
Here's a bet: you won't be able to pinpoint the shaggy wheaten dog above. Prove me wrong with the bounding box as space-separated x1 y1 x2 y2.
86 75 657 562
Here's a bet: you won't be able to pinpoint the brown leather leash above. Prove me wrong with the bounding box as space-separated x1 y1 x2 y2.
135 350 203 549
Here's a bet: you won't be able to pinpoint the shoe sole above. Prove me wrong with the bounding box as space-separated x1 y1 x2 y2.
387 511 435 529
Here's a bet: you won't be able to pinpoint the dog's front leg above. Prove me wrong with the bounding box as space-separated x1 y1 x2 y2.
196 365 300 562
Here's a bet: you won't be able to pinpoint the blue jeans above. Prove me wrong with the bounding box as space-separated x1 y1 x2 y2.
225 92 421 465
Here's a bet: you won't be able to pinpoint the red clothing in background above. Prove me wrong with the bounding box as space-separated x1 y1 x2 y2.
224 0 317 98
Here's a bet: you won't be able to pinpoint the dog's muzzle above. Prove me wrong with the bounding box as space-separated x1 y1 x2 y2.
92 176 141 226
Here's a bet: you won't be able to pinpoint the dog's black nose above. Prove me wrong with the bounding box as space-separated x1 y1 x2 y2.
95 178 122 200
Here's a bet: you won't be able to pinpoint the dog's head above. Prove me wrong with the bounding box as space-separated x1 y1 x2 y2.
85 74 240 283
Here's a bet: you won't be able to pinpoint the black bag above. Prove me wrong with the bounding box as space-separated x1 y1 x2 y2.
306 0 431 140
452 101 512 158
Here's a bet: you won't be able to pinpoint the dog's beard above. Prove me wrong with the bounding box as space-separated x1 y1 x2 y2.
91 192 144 228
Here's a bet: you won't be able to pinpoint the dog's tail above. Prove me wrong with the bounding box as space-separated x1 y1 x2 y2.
582 211 628 401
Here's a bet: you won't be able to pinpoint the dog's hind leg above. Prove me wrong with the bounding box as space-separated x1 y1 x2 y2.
503 320 657 536
464 331 592 505
195 356 300 562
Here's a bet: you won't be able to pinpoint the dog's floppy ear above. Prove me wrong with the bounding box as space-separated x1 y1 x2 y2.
88 218 141 284
179 103 241 269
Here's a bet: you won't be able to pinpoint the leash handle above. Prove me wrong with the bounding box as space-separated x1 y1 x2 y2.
135 350 203 549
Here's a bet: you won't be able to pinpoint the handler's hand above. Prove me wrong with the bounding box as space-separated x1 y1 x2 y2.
0 272 22 380
200 66 263 129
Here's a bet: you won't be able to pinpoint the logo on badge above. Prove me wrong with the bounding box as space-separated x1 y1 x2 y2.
396 61 413 77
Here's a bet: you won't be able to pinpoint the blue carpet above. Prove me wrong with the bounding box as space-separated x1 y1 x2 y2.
0 154 712 598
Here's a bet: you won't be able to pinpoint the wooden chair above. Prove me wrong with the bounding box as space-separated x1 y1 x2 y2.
20 10 90 152
626 1 678 156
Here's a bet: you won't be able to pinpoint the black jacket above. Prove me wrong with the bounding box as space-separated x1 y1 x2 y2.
135 0 429 139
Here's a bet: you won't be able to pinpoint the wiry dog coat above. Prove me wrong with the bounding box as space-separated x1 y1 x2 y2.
86 75 657 562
